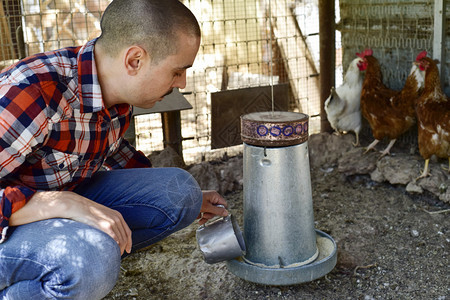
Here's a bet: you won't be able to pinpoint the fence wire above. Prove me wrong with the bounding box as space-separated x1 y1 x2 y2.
340 0 448 91
1 0 447 164
180 0 322 163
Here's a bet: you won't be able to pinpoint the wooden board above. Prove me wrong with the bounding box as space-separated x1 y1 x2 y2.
0 3 13 61
211 84 290 149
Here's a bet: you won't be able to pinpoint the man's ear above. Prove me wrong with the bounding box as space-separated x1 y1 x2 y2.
124 46 146 75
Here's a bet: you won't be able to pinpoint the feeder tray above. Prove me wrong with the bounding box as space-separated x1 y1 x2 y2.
227 230 337 286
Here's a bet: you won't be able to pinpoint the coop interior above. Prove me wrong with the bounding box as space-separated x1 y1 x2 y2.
1 0 448 164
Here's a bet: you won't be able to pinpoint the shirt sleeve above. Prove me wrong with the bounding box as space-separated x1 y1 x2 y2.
0 185 35 242
0 83 48 242
103 138 152 170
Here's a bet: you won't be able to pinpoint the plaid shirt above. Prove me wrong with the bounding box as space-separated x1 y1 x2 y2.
0 39 152 242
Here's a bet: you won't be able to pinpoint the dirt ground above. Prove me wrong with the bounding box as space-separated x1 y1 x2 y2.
104 149 449 300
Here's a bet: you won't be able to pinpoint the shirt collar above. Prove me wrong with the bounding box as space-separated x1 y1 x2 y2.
77 38 105 113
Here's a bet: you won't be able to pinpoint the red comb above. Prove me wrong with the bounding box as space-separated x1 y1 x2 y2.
356 48 373 58
363 49 373 56
416 51 427 61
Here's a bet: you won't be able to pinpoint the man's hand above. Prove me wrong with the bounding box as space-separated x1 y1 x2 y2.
197 190 228 225
9 191 132 255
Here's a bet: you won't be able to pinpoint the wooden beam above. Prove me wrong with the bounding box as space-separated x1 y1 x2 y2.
319 0 334 133
0 2 14 61
432 0 446 87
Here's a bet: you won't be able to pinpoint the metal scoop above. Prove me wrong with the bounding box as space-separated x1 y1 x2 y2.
196 206 246 264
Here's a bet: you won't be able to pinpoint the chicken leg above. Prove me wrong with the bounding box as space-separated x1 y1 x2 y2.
442 158 450 172
364 139 379 154
379 139 396 158
353 132 360 147
416 159 430 180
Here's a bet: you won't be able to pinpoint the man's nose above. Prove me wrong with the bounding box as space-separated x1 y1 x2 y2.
173 72 187 89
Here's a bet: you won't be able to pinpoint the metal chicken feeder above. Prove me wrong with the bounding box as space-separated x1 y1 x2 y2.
226 111 337 285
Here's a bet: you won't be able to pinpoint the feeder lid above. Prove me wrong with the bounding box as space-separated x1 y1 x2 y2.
241 111 309 147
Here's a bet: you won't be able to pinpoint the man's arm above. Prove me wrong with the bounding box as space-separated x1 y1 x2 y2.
9 190 132 254
0 83 50 242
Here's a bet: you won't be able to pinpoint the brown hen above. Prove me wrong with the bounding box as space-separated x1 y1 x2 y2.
415 55 450 179
358 49 425 157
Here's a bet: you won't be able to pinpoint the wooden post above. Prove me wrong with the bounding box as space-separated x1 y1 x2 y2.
319 0 335 133
0 2 14 61
432 0 446 88
161 111 183 157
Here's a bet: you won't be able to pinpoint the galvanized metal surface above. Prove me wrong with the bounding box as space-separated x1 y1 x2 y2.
242 142 317 267
226 230 337 286
196 214 246 264
227 113 337 285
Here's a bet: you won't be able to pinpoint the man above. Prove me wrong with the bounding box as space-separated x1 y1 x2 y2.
0 0 228 299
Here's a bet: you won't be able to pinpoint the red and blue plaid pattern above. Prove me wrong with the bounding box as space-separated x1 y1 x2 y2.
0 39 151 242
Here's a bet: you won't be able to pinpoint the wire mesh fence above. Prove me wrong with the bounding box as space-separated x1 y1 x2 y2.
339 0 449 148
2 0 324 164
1 0 23 64
340 0 449 95
340 0 436 90
0 0 447 164
180 0 323 163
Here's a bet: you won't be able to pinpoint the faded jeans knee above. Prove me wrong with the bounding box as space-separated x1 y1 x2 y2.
0 219 121 300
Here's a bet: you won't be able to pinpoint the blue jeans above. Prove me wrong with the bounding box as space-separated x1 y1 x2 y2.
0 168 202 299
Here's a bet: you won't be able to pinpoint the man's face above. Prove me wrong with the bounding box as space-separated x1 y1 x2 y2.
129 33 200 109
